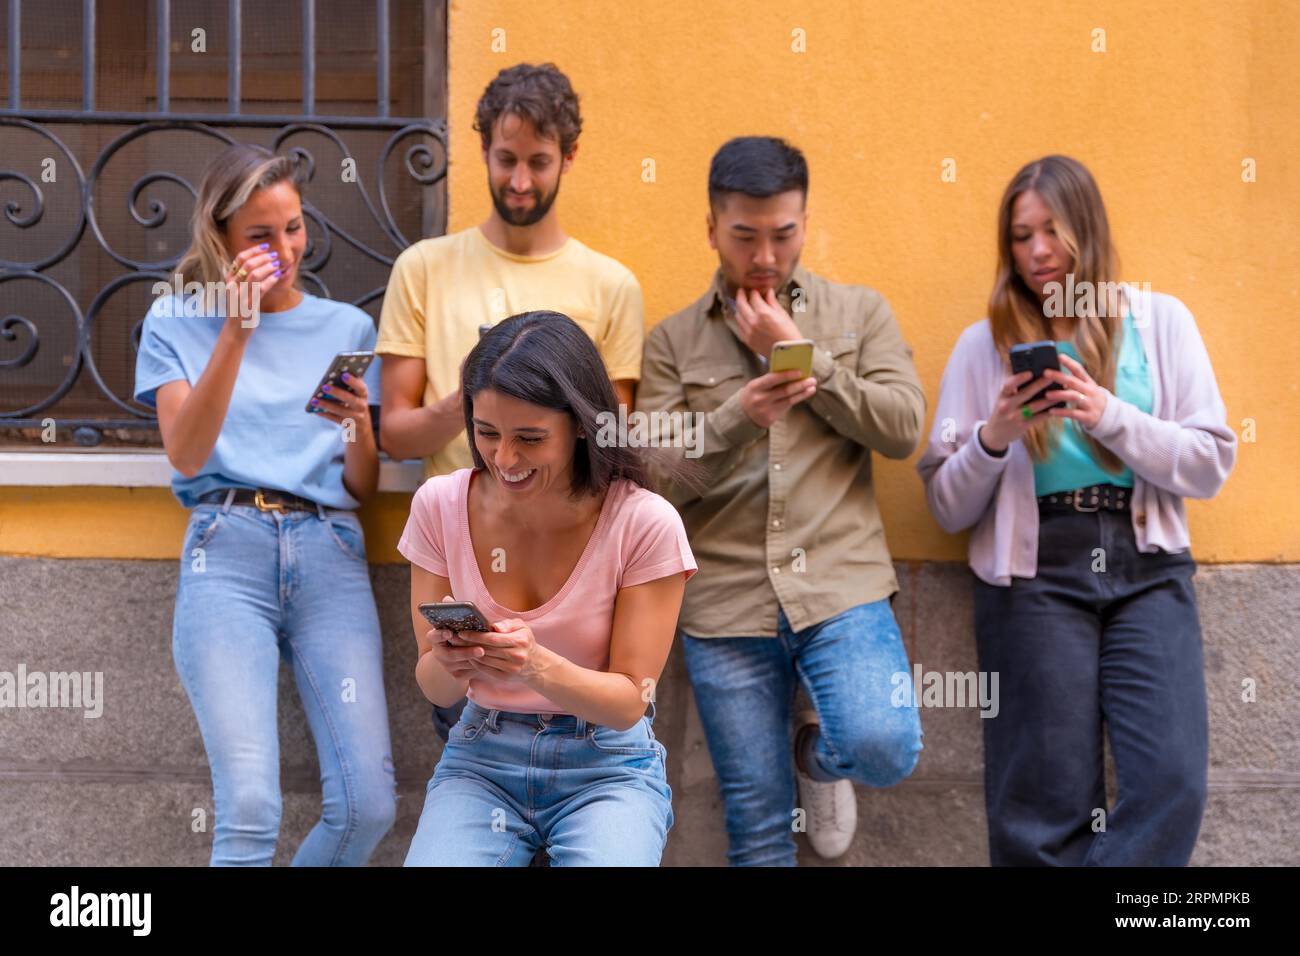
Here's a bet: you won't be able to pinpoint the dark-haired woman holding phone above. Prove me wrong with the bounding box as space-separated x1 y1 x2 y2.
400 310 696 867
917 155 1236 866
133 143 395 865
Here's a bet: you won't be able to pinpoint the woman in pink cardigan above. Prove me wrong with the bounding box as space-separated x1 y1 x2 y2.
916 155 1236 866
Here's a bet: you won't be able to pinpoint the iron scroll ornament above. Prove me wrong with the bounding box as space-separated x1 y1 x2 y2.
0 114 448 433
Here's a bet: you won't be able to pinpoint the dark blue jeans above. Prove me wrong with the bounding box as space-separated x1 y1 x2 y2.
682 599 923 866
973 506 1207 866
432 699 466 742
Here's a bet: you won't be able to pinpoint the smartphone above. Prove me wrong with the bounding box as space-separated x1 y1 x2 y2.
1008 341 1067 410
306 350 374 414
770 339 814 379
419 601 491 636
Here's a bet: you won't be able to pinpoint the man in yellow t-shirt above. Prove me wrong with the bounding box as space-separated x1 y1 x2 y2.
376 62 645 480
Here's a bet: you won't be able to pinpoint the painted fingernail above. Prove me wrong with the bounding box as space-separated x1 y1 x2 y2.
322 384 331 392
259 243 269 250
274 269 282 277
270 251 279 259
340 372 350 381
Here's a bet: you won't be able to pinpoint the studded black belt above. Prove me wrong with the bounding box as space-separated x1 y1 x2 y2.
1037 483 1131 514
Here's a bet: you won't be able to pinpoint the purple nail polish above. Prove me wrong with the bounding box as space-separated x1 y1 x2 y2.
259 243 269 250
322 384 331 392
274 269 282 277
340 372 350 381
270 251 280 258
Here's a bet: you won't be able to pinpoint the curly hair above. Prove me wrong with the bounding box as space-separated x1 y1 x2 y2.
474 63 582 155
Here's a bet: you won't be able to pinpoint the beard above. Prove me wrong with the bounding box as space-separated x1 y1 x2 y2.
490 173 562 227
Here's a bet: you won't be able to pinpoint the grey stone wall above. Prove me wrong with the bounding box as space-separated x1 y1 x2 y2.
1 556 1295 866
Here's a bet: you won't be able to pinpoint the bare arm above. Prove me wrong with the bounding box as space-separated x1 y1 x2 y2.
378 354 465 461
310 372 379 502
469 572 687 731
613 378 636 411
155 247 283 477
156 328 246 478
409 565 474 707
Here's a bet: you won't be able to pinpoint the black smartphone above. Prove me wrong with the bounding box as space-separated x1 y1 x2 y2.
1008 341 1067 410
419 601 491 635
306 350 374 414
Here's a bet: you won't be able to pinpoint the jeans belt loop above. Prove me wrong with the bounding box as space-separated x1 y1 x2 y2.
485 709 501 733
574 716 588 739
221 487 236 515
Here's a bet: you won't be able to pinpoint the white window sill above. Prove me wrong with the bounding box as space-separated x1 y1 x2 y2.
0 450 424 493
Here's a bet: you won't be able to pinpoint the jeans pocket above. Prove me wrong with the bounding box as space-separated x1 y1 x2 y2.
587 718 662 757
183 506 226 555
447 713 489 746
324 512 368 562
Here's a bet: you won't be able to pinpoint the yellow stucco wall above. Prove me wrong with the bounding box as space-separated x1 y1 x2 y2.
3 0 1295 562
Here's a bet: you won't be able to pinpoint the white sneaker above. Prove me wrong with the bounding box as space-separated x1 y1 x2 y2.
793 709 856 860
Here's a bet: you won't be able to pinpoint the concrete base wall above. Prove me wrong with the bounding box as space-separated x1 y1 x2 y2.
1 557 1295 866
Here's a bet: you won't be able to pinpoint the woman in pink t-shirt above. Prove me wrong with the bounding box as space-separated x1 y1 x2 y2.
399 310 697 867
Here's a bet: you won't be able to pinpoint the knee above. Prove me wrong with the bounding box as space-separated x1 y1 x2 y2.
1141 755 1207 822
330 779 396 846
834 723 922 788
356 789 397 841
221 783 282 833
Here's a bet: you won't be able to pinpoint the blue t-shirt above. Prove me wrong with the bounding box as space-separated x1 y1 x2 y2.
134 292 383 509
1033 311 1154 496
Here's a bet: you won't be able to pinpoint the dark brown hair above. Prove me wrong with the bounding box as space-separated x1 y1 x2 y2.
473 63 582 155
462 312 701 499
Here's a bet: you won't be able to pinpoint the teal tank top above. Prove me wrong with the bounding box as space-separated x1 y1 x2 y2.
1032 311 1153 496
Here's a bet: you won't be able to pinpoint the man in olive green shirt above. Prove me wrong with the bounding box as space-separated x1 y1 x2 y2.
638 137 925 865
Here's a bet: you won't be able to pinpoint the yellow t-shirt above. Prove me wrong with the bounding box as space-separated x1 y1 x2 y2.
376 226 646 478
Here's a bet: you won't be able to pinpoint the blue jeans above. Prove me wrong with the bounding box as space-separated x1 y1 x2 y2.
973 506 1207 866
405 700 674 866
173 501 397 866
682 599 923 866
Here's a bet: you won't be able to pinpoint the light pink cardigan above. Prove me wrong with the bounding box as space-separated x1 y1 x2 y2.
915 288 1237 586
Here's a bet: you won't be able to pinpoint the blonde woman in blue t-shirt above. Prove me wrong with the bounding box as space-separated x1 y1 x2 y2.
134 143 395 865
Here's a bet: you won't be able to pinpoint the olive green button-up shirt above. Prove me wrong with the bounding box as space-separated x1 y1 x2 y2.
638 265 926 638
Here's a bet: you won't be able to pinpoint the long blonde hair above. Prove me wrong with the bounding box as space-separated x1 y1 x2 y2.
175 143 304 290
988 154 1124 472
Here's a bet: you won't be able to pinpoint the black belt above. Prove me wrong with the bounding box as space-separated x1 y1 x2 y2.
1037 483 1131 514
198 487 322 513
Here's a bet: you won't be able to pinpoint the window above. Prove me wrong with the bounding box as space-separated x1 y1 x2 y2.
0 0 447 449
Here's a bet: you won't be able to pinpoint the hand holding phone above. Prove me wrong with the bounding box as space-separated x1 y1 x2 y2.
1008 342 1067 410
419 601 492 643
979 346 1065 453
306 350 374 414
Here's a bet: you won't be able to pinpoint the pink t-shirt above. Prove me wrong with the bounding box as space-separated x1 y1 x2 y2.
397 468 697 714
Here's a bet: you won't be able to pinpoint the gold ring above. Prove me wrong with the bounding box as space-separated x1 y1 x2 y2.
234 266 249 281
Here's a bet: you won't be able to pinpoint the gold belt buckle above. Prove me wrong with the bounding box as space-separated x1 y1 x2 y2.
254 489 285 512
